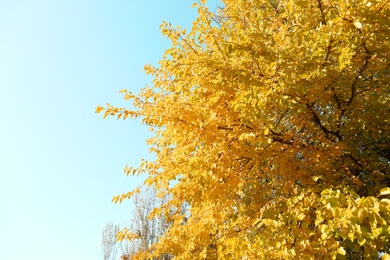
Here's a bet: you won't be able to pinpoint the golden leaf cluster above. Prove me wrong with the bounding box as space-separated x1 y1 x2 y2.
97 0 390 258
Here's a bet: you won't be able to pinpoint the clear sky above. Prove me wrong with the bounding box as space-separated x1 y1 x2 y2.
0 1 218 259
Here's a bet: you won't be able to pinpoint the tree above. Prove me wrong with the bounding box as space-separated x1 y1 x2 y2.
102 187 171 260
101 222 119 260
119 186 172 260
98 0 390 259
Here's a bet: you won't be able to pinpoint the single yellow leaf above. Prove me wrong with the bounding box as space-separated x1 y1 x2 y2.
379 187 390 196
357 237 366 246
313 176 322 182
190 2 198 8
337 247 346 255
382 254 390 260
354 21 362 29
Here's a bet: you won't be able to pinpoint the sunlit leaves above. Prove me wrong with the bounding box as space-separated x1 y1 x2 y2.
112 187 140 204
116 228 141 243
95 106 104 113
380 187 390 197
354 21 363 29
383 254 390 260
98 0 390 258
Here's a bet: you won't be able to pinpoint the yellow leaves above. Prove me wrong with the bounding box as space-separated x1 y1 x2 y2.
95 106 104 113
338 45 352 72
337 247 346 255
143 64 155 74
379 187 390 197
380 199 390 213
124 93 133 101
354 21 363 29
357 236 366 246
238 132 255 141
312 187 390 252
264 127 269 136
112 187 140 204
347 230 355 242
383 254 390 260
320 189 346 207
286 0 295 13
190 2 198 8
119 89 135 101
216 244 224 259
312 176 322 182
262 219 279 232
296 213 305 221
371 226 383 238
98 0 390 258
111 195 119 204
116 228 141 242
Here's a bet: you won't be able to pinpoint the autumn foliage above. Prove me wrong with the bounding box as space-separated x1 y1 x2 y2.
97 0 390 258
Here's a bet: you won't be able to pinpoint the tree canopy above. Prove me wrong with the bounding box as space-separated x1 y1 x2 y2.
97 0 390 258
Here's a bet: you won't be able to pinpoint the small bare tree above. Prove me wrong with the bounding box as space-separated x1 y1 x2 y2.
120 186 172 260
101 222 119 260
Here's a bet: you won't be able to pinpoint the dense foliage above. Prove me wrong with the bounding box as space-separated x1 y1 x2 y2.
98 0 390 258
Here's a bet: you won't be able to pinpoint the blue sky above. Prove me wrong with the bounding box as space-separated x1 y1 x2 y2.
0 0 219 259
